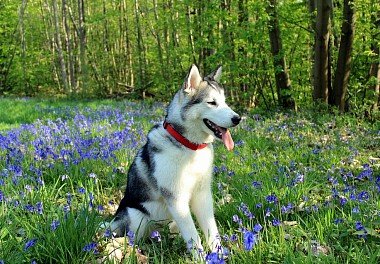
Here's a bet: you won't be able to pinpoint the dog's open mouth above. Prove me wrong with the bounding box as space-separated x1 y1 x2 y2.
203 119 234 151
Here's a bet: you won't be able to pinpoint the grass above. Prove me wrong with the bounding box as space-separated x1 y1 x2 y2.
0 97 379 263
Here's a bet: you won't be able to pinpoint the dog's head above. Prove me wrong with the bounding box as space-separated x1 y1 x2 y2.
180 64 241 151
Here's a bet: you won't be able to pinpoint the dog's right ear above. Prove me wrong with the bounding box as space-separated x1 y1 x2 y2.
183 64 202 94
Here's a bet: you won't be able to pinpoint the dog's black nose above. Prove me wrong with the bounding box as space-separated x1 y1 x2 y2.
231 115 241 125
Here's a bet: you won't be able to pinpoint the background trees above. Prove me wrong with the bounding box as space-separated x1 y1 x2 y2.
0 0 379 115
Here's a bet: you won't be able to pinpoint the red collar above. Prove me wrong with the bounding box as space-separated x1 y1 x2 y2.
163 121 208 150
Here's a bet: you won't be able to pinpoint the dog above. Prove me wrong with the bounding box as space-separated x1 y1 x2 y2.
111 64 241 254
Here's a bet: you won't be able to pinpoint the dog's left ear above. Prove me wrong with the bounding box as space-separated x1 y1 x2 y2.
184 64 202 94
206 65 222 82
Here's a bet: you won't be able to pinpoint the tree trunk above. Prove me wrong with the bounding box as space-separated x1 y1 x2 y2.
19 0 28 91
331 0 355 112
52 0 69 93
266 0 295 109
308 0 316 86
77 0 87 92
134 0 146 98
62 0 74 93
367 9 380 111
313 0 332 103
237 0 248 94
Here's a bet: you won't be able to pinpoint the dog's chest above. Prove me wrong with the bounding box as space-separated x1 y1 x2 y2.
156 147 214 190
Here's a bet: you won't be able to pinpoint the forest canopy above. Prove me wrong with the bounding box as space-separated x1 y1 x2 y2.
0 0 379 114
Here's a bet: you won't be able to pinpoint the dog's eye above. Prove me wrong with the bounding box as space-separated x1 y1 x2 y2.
207 100 217 106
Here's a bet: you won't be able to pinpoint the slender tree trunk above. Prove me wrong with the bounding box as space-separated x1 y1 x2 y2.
134 0 145 98
153 0 166 82
62 0 74 93
266 0 295 109
368 8 380 111
331 0 355 112
19 0 28 91
313 0 332 103
308 0 316 86
52 0 69 93
220 0 236 100
77 0 87 92
237 0 248 94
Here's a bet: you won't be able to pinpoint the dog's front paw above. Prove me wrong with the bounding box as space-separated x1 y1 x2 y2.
208 235 222 253
187 240 205 261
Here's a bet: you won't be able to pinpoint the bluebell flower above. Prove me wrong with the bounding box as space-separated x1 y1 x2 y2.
357 191 369 202
355 221 364 231
243 231 257 251
24 238 37 251
63 204 70 213
281 203 294 214
88 173 97 178
0 190 4 202
356 164 373 180
252 181 262 188
253 223 262 233
272 219 281 226
51 220 60 231
205 252 225 264
230 234 238 242
334 218 344 224
340 197 348 206
232 215 240 223
82 241 98 253
150 230 161 242
36 201 43 215
266 194 278 204
352 207 360 214
264 207 272 217
103 228 112 238
127 230 135 246
24 204 35 213
78 187 85 194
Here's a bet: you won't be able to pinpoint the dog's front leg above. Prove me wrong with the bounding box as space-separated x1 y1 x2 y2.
167 199 203 253
191 188 221 252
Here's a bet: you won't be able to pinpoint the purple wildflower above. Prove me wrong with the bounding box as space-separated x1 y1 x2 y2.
357 191 369 202
340 197 348 206
352 207 360 214
78 187 85 194
266 194 278 204
82 241 98 253
253 223 263 233
51 220 60 231
205 252 225 264
150 230 161 242
355 221 364 231
36 201 43 215
103 228 112 238
272 219 281 226
127 230 135 246
243 231 257 251
24 238 37 251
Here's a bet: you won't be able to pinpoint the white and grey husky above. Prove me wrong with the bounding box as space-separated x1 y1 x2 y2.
111 64 241 253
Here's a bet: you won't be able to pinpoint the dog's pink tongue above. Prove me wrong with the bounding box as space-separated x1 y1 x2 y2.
221 129 234 151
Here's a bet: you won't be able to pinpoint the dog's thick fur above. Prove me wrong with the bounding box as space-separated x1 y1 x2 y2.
111 65 240 253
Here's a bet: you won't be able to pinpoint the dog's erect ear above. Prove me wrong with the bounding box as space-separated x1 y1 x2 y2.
184 64 202 94
206 65 222 82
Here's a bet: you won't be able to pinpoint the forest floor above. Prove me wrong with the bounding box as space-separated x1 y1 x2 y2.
0 98 379 263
